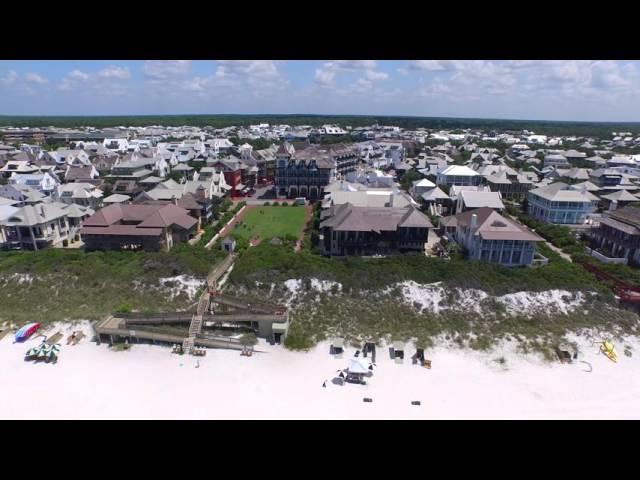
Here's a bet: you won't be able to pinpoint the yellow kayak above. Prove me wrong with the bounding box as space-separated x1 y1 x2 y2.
601 341 617 363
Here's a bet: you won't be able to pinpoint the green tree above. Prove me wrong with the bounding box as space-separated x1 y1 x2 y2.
167 171 185 183
400 170 422 191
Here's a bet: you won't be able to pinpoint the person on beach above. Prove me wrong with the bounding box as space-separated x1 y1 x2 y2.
322 381 326 388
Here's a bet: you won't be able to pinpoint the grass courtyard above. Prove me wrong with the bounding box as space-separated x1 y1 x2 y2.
225 205 308 243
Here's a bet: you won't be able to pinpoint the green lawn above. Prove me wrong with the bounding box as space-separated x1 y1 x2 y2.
226 206 307 243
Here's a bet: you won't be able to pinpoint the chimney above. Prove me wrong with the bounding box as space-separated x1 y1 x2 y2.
470 213 478 231
609 200 618 211
172 195 178 206
40 204 46 217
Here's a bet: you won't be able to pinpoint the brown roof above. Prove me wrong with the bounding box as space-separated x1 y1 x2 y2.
80 225 163 237
320 203 432 232
65 166 94 181
608 205 640 227
455 207 543 242
82 203 197 232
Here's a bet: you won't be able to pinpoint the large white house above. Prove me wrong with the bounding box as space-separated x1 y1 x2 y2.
0 201 94 250
103 138 130 153
54 183 104 209
9 171 60 195
436 165 482 187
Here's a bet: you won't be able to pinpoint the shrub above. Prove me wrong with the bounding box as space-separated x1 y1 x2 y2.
281 202 289 207
283 233 298 244
62 239 69 247
263 202 271 206
115 302 132 314
239 332 258 347
235 237 250 252
272 201 280 206
283 328 314 351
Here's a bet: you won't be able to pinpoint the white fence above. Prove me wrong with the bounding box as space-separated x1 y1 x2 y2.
586 247 628 265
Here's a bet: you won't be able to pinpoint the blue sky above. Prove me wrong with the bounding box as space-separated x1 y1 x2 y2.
0 60 638 121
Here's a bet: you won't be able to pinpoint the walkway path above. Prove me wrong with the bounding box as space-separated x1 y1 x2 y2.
295 205 314 253
218 205 253 239
545 241 573 262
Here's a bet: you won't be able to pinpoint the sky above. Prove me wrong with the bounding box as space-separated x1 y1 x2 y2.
0 60 639 122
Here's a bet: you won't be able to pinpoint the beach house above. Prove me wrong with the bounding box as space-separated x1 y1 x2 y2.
80 203 198 251
447 207 543 266
436 165 481 187
455 190 504 214
0 202 94 250
319 203 432 256
527 182 598 225
590 205 640 264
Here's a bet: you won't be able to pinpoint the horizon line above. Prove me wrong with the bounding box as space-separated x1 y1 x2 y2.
1 113 640 125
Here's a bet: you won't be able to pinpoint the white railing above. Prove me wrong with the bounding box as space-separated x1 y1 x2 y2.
586 247 628 265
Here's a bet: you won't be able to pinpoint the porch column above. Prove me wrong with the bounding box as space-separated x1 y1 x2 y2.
29 226 38 251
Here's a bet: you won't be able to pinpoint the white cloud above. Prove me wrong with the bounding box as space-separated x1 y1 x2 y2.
56 66 130 96
332 60 377 71
365 69 388 81
69 70 89 81
408 60 459 71
142 60 191 79
355 78 373 91
421 78 452 96
314 68 336 86
591 60 631 89
215 60 280 79
58 70 89 91
98 65 131 80
314 60 388 87
182 76 208 92
24 72 49 85
1 70 18 86
417 60 517 98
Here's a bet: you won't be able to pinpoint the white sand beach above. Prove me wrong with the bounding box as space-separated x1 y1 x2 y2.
1 322 639 420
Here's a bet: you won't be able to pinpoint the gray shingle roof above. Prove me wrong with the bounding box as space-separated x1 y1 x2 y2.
529 182 599 202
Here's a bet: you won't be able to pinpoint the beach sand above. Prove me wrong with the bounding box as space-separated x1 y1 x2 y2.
1 322 639 419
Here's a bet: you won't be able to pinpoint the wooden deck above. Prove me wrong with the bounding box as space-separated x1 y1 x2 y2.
95 316 244 351
94 251 288 353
